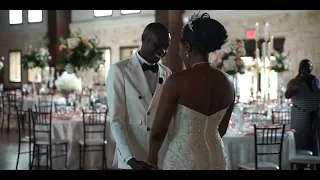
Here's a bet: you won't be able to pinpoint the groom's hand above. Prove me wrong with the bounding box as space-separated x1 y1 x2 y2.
127 158 152 170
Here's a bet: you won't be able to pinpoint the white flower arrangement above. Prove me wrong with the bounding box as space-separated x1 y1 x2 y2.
55 72 82 92
210 39 246 75
270 51 291 73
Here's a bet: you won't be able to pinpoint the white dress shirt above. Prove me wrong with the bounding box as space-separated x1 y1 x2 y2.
136 53 159 95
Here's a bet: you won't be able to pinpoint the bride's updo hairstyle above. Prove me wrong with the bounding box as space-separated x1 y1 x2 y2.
181 12 228 54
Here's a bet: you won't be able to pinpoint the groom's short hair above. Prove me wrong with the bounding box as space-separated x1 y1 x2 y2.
142 22 169 42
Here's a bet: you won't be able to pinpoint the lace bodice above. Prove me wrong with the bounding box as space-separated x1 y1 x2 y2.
162 104 228 170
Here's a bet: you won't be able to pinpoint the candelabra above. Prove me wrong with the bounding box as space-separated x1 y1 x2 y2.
254 22 274 102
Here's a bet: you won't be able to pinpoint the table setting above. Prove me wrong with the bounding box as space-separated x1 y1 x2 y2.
222 108 296 170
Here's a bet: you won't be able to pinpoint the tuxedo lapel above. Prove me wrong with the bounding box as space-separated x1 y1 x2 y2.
148 66 165 111
126 54 153 105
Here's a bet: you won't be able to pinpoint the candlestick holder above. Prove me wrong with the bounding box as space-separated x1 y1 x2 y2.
254 22 274 103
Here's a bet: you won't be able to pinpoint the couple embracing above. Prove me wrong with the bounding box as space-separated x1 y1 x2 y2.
106 13 235 170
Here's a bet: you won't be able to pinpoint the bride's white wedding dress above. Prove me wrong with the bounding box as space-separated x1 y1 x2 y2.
162 104 228 170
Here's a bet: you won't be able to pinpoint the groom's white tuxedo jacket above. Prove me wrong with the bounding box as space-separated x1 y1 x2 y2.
106 52 172 169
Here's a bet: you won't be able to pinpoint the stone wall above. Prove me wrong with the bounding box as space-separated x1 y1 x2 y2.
0 10 48 87
217 10 320 84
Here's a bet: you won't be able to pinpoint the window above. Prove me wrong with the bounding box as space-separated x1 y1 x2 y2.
28 10 43 23
94 10 112 17
103 48 112 82
236 56 279 102
28 68 42 82
259 56 278 100
120 46 139 60
237 57 256 103
9 51 22 82
120 10 141 15
9 10 22 25
94 48 111 85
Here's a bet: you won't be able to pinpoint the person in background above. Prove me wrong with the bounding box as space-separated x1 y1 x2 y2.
285 59 320 169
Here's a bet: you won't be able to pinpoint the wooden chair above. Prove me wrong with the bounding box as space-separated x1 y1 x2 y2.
271 109 291 125
238 124 286 170
15 108 33 170
30 104 68 170
79 109 108 170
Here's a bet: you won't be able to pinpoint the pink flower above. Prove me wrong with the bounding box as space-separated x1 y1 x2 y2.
222 66 227 72
277 63 282 68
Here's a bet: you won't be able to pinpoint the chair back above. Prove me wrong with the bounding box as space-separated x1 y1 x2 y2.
31 104 53 144
271 109 291 125
38 92 54 107
82 110 108 145
254 124 286 170
243 111 268 123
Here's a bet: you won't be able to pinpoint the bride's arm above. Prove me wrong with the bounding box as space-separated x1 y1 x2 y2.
218 102 234 137
147 74 179 166
219 82 235 138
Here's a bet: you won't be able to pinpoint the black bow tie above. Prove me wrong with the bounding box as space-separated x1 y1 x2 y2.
142 63 159 73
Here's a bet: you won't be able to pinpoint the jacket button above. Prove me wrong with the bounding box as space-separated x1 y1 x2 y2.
147 112 150 115
139 96 142 99
147 127 150 131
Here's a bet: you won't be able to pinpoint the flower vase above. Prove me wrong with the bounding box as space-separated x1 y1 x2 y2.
77 68 94 89
61 90 71 105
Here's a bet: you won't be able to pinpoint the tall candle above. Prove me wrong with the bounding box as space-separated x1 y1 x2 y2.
264 22 269 42
267 42 271 57
262 42 266 58
255 22 259 41
255 48 260 60
270 35 274 53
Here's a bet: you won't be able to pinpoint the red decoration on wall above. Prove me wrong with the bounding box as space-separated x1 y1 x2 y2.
247 30 256 39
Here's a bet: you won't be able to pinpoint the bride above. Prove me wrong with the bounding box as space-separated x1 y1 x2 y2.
146 13 234 170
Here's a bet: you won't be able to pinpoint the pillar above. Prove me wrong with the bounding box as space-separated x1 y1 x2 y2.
167 10 184 73
155 10 184 73
47 10 71 67
155 10 169 29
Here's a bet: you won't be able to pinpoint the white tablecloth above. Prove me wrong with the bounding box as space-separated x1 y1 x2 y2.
23 96 65 111
43 113 295 170
41 116 117 170
222 132 296 170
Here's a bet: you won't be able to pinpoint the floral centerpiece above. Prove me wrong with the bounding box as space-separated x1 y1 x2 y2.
210 39 246 75
58 29 104 73
55 72 82 104
270 51 290 73
21 46 51 70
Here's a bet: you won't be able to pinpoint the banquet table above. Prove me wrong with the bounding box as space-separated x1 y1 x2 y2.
43 119 295 170
23 95 65 111
39 114 117 170
222 131 296 170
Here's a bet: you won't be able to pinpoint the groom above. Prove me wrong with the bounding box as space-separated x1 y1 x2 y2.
106 22 172 170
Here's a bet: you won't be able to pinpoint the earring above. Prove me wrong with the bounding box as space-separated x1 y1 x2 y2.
186 52 189 58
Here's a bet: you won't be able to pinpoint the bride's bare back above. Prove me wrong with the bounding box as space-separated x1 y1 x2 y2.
176 63 234 116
